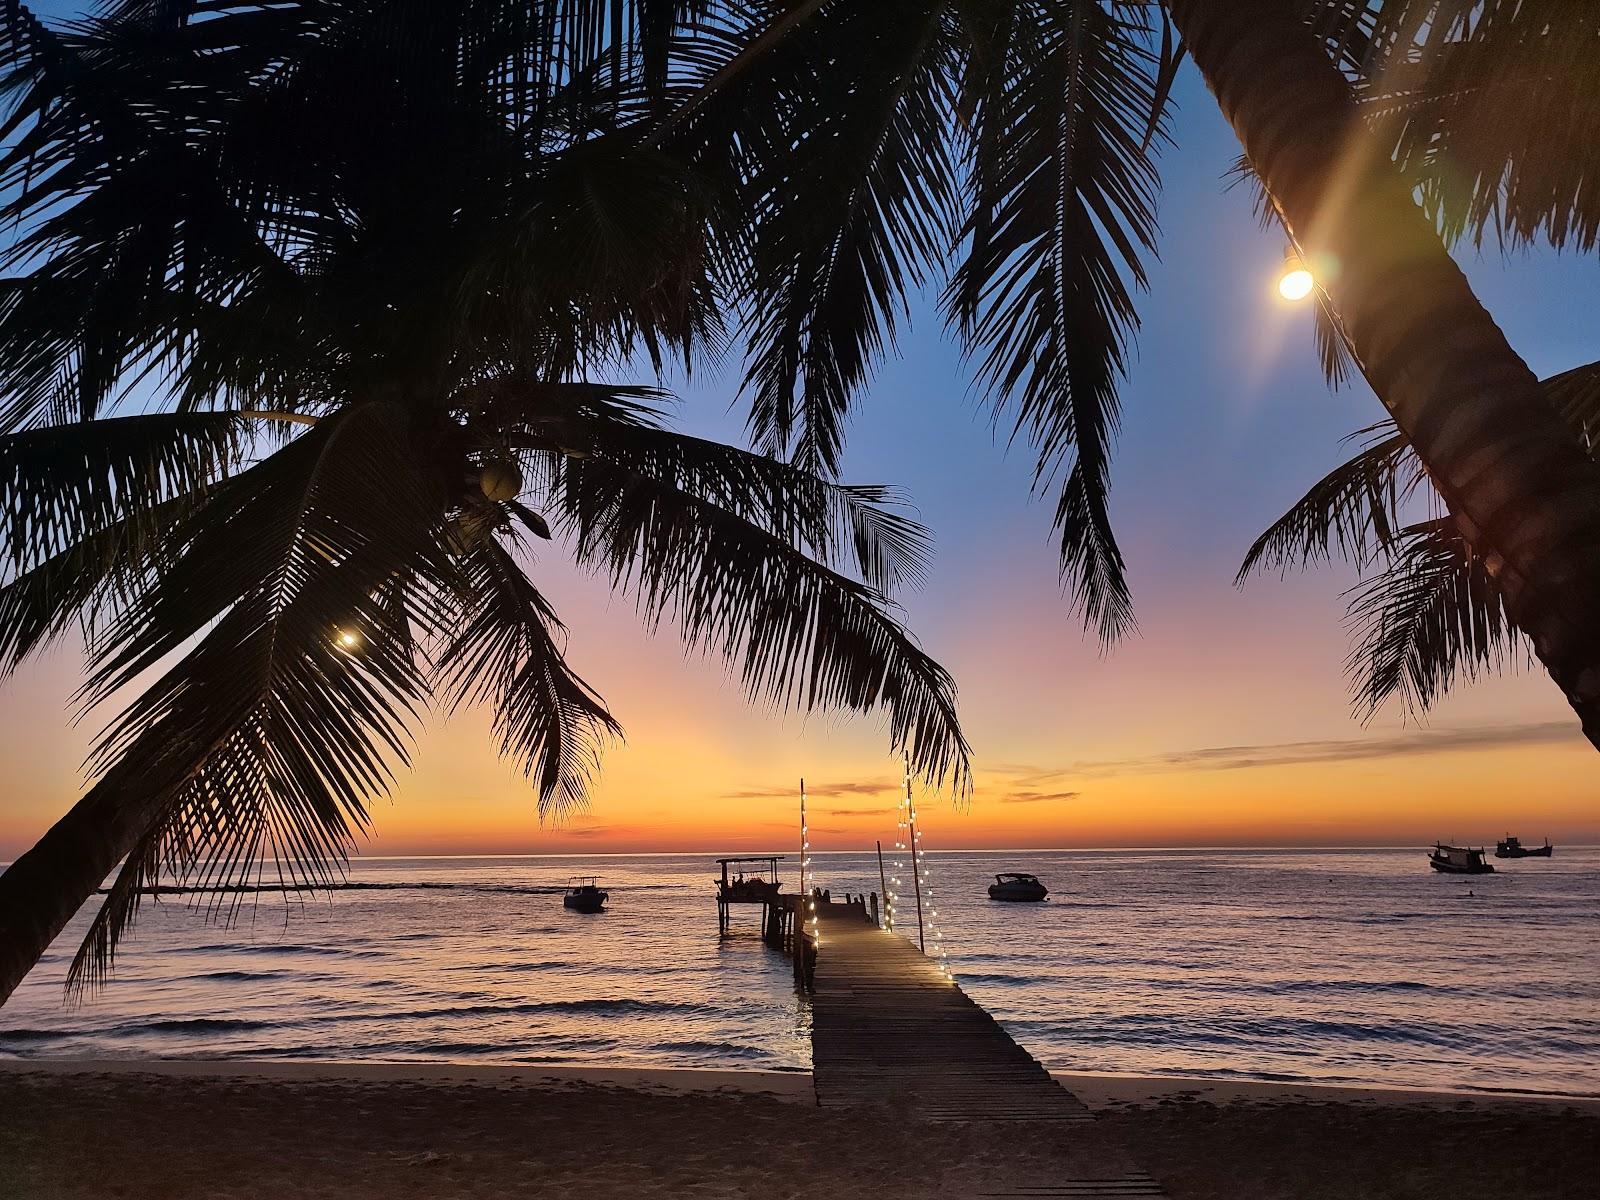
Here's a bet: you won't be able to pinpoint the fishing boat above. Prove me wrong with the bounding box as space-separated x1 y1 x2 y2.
987 872 1049 902
562 876 609 912
1428 844 1495 875
1495 835 1554 859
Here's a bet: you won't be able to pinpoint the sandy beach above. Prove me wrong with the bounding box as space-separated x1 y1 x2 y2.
2 1061 1595 1199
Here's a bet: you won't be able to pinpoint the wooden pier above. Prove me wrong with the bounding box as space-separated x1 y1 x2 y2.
799 904 1165 1198
809 905 1093 1122
704 848 1161 1195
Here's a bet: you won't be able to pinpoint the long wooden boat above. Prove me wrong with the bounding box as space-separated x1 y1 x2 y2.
1428 844 1495 874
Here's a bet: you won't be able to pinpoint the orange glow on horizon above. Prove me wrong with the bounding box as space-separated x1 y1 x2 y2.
1 554 1596 863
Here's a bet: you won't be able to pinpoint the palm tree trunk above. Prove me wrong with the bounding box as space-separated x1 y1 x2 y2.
0 786 163 1006
1167 0 1600 748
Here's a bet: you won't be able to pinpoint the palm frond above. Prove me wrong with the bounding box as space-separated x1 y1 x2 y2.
63 401 452 987
436 537 620 820
1344 515 1527 718
1312 292 1360 390
461 137 723 379
0 493 189 678
1302 1 1600 252
549 449 970 789
716 0 959 475
500 382 934 592
947 0 1165 643
1238 421 1421 581
0 411 244 571
1543 359 1600 447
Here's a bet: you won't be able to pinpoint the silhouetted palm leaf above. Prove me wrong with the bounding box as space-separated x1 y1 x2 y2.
714 0 959 476
1241 359 1600 716
1237 421 1420 580
438 537 621 822
1344 516 1525 718
0 412 244 570
0 493 189 678
64 402 453 989
1303 1 1600 252
946 0 1165 642
498 384 934 591
547 438 969 787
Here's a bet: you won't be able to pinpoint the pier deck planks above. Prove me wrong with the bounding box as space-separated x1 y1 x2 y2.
809 907 1090 1122
807 906 1163 1197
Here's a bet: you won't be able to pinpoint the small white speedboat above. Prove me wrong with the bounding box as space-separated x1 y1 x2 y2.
988 872 1049 902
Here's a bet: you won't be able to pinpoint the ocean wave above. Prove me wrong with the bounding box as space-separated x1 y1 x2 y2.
653 1040 769 1059
949 971 1030 986
1265 979 1431 994
397 998 720 1021
141 1017 275 1034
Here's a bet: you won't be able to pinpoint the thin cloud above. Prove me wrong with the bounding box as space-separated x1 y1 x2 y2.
723 780 894 800
994 721 1579 785
998 790 1080 805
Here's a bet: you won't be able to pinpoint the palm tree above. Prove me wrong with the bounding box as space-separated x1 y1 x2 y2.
0 2 969 1004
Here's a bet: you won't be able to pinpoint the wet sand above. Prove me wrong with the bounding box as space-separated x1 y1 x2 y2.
2 1061 1595 1199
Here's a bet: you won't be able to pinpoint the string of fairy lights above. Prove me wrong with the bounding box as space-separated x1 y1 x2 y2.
886 753 953 983
799 778 819 950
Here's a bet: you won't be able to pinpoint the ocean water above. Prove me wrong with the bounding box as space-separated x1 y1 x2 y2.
2 848 1596 1096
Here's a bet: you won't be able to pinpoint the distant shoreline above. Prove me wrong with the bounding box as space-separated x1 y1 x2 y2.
2 1058 1595 1109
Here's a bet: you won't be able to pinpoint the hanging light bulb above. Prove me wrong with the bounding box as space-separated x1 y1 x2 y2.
1277 249 1314 301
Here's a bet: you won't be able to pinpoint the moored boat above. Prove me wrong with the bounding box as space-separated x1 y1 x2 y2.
1495 835 1554 859
1428 844 1495 875
987 872 1049 902
562 876 609 912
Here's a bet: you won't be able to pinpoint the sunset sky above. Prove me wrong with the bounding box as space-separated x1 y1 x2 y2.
2 49 1596 860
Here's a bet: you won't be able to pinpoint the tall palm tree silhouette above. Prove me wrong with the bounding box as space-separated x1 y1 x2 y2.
0 2 969 1004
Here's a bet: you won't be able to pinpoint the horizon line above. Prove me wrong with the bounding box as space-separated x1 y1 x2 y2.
8 842 1590 868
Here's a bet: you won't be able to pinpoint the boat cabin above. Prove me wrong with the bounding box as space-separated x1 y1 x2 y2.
715 855 785 904
1428 844 1495 875
563 876 609 911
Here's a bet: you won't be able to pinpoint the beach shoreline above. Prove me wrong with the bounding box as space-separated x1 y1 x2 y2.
4 1056 1596 1110
4 1059 1597 1198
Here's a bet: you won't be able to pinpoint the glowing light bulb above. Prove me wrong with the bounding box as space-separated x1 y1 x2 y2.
337 629 361 650
1277 255 1314 301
